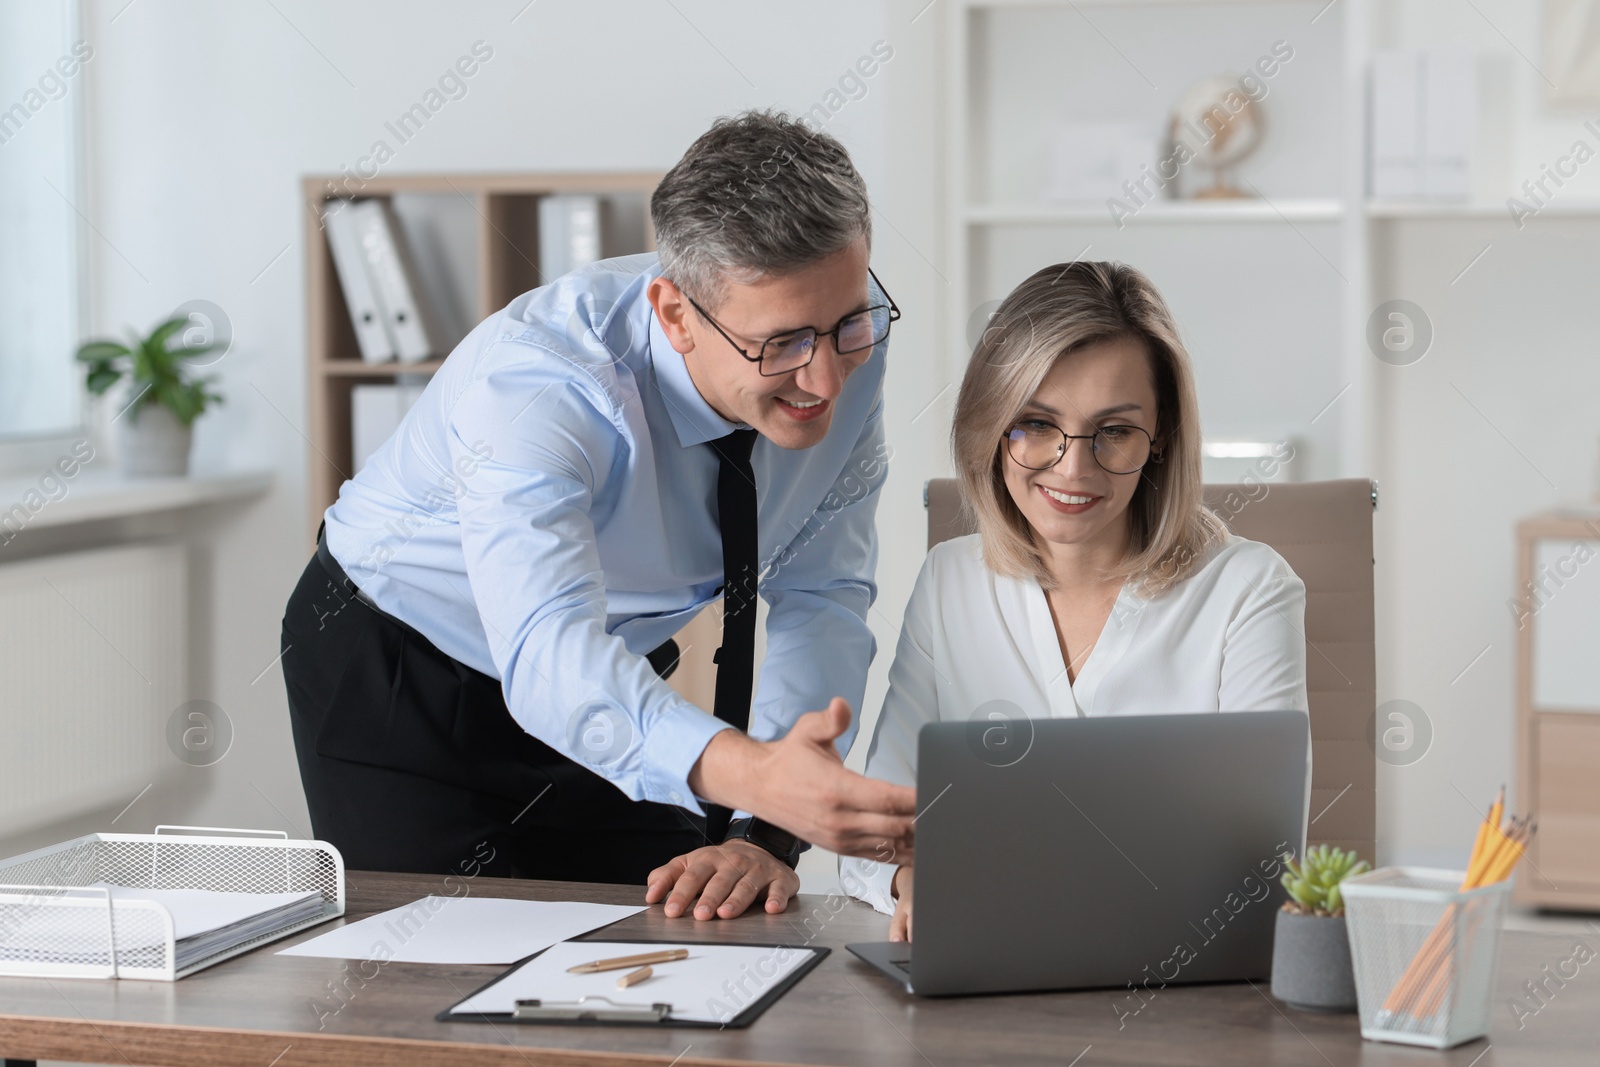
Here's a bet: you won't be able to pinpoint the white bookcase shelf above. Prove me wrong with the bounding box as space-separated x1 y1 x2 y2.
977 200 1600 226
944 0 1370 482
967 200 1345 225
965 0 1297 7
1367 200 1600 220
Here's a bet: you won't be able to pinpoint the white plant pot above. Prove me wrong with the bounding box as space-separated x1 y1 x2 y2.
116 401 193 477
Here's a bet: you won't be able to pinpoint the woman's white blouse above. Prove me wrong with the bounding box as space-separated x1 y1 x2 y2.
840 532 1310 915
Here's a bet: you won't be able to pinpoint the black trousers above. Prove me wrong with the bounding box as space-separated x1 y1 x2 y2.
281 548 707 885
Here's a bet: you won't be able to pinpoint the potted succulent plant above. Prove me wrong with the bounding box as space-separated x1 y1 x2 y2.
1271 844 1371 1012
77 316 225 477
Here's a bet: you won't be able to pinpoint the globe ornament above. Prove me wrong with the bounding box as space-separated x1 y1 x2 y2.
1168 75 1263 199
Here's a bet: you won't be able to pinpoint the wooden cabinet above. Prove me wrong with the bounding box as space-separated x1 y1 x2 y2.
1514 512 1600 909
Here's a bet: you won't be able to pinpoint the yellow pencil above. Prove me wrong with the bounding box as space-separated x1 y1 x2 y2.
1461 786 1503 889
1461 792 1494 888
1483 822 1532 885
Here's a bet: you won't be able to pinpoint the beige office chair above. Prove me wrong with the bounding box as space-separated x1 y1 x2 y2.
924 477 1377 863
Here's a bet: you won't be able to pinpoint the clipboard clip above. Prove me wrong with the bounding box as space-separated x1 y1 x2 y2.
513 996 672 1022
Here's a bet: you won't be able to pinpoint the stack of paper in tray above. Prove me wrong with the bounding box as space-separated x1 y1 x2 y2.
0 883 325 969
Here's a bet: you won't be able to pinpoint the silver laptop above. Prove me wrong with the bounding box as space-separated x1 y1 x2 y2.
847 711 1309 996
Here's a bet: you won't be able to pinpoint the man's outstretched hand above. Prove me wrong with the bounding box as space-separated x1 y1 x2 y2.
688 697 916 863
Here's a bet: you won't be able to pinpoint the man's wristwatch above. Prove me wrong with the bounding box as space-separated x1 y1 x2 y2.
723 817 806 868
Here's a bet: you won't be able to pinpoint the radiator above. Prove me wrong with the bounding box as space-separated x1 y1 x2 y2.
0 543 186 836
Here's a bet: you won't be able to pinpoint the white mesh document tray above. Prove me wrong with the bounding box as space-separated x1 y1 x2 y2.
0 825 344 980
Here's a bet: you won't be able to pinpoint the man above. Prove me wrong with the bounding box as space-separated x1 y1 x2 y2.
282 111 914 921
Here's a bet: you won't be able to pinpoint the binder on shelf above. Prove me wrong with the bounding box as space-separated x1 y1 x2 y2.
1370 51 1422 199
0 826 344 981
323 200 396 363
1421 50 1475 200
1369 50 1477 202
538 194 607 281
349 198 450 363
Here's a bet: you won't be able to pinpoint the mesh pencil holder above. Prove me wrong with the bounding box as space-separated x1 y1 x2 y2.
1342 866 1511 1049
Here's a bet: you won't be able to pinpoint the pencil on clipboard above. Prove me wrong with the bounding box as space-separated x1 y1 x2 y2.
567 948 689 974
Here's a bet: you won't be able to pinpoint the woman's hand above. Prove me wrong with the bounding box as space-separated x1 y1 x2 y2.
890 865 914 942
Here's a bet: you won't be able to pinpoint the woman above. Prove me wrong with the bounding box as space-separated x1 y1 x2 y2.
842 261 1308 941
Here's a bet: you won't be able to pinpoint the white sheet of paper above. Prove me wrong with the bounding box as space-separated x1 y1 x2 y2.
450 940 815 1024
275 896 646 964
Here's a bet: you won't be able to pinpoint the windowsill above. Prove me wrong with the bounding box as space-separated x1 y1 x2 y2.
0 469 275 531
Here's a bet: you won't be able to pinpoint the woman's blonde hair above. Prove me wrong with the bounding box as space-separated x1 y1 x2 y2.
951 261 1226 596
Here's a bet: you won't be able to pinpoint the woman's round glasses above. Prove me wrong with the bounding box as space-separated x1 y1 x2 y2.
1003 419 1154 475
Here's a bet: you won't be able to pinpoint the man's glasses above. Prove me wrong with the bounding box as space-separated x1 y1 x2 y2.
1003 419 1155 475
685 267 900 377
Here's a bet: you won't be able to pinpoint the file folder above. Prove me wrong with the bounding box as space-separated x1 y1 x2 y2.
349 198 449 363
322 200 396 363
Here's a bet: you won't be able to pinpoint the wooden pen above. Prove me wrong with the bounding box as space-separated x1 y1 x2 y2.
567 948 689 974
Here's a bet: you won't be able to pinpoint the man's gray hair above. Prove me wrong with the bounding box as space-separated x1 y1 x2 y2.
651 110 872 307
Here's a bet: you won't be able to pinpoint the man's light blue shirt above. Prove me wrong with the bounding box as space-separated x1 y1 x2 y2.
323 253 888 813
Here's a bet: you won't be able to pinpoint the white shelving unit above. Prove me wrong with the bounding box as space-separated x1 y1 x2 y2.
944 0 1375 481
942 0 1600 483
966 199 1346 224
1365 200 1600 219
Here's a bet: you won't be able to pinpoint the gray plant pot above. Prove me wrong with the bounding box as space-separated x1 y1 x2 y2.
116 401 193 477
1270 908 1358 1012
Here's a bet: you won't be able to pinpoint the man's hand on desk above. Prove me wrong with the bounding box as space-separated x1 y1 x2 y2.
687 697 917 862
645 840 799 919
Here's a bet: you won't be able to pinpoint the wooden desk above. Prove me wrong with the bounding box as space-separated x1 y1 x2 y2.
0 870 1594 1066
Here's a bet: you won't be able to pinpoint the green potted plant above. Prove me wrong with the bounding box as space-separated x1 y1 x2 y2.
77 316 224 477
1271 844 1371 1012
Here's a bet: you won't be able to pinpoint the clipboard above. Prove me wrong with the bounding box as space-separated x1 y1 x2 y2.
437 938 829 1028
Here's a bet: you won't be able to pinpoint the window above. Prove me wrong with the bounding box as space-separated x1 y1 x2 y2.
0 0 85 446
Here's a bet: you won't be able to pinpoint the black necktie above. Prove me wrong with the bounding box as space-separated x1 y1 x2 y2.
704 428 759 843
